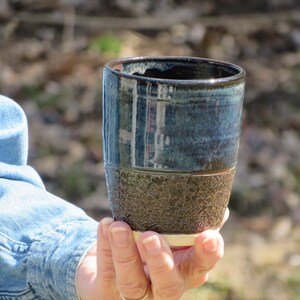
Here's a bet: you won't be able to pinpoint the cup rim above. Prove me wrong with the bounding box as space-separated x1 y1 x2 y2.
104 56 246 87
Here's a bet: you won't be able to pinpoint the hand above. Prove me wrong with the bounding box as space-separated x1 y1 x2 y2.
76 209 229 300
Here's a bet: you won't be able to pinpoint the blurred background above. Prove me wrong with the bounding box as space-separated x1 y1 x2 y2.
0 0 299 299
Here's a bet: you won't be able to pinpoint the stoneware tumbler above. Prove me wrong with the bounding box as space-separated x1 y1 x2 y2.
103 56 245 246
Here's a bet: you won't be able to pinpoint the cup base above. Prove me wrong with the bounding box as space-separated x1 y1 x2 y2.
106 165 235 234
133 230 201 247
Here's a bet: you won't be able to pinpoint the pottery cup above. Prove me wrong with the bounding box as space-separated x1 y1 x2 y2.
102 56 245 245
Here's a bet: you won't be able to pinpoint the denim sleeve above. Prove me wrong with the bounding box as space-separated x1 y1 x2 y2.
0 167 98 299
0 96 99 299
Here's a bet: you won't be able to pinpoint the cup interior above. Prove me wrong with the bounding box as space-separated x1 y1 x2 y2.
108 57 242 81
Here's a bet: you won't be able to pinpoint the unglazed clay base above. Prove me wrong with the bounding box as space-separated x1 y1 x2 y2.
133 231 201 247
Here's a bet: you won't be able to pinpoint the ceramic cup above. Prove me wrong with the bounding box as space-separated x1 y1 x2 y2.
102 56 245 246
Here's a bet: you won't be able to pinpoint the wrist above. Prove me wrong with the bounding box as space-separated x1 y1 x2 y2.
76 245 97 300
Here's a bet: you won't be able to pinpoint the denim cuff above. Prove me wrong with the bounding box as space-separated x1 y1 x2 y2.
27 220 98 300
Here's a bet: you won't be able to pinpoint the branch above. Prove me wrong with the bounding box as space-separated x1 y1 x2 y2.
8 9 300 32
197 10 300 30
13 10 197 31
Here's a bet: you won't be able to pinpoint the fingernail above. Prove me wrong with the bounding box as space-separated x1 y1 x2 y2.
101 218 113 240
142 235 161 255
202 236 218 253
111 227 129 247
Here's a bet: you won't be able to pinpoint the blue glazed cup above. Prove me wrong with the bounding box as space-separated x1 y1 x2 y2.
103 56 245 241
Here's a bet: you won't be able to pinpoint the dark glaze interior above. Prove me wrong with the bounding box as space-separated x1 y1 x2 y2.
131 65 237 80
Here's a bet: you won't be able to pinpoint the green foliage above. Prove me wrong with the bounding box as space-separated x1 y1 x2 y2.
21 84 63 109
89 34 122 56
36 92 62 109
21 84 42 98
287 271 300 300
182 280 233 300
60 162 91 200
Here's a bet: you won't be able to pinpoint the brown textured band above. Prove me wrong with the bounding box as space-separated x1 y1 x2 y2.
105 166 236 234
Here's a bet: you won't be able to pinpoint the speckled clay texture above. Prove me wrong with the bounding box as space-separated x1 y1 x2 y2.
102 56 245 234
105 165 235 233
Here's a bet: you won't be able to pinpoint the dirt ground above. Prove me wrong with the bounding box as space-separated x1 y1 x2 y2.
0 1 300 299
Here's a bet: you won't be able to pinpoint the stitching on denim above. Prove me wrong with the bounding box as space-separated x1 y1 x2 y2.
0 286 36 299
0 232 36 253
27 220 97 299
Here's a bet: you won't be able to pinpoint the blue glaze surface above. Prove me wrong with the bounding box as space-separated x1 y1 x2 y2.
103 57 245 172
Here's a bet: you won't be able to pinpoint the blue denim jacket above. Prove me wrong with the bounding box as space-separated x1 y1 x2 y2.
0 96 98 299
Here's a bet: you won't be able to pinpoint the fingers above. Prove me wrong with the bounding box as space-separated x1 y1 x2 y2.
96 218 120 299
97 219 225 300
138 232 185 300
174 230 224 289
108 221 149 300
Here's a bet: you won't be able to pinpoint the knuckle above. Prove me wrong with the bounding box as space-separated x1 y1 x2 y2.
154 281 184 299
150 256 174 276
151 264 171 276
118 281 147 298
215 250 224 261
188 273 209 289
99 265 116 281
191 266 207 278
199 273 209 285
191 259 219 277
101 247 113 260
113 253 139 266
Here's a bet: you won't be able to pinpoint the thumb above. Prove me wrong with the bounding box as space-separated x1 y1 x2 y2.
96 218 120 299
77 218 119 300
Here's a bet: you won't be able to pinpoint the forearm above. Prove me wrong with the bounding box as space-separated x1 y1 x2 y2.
0 163 98 299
